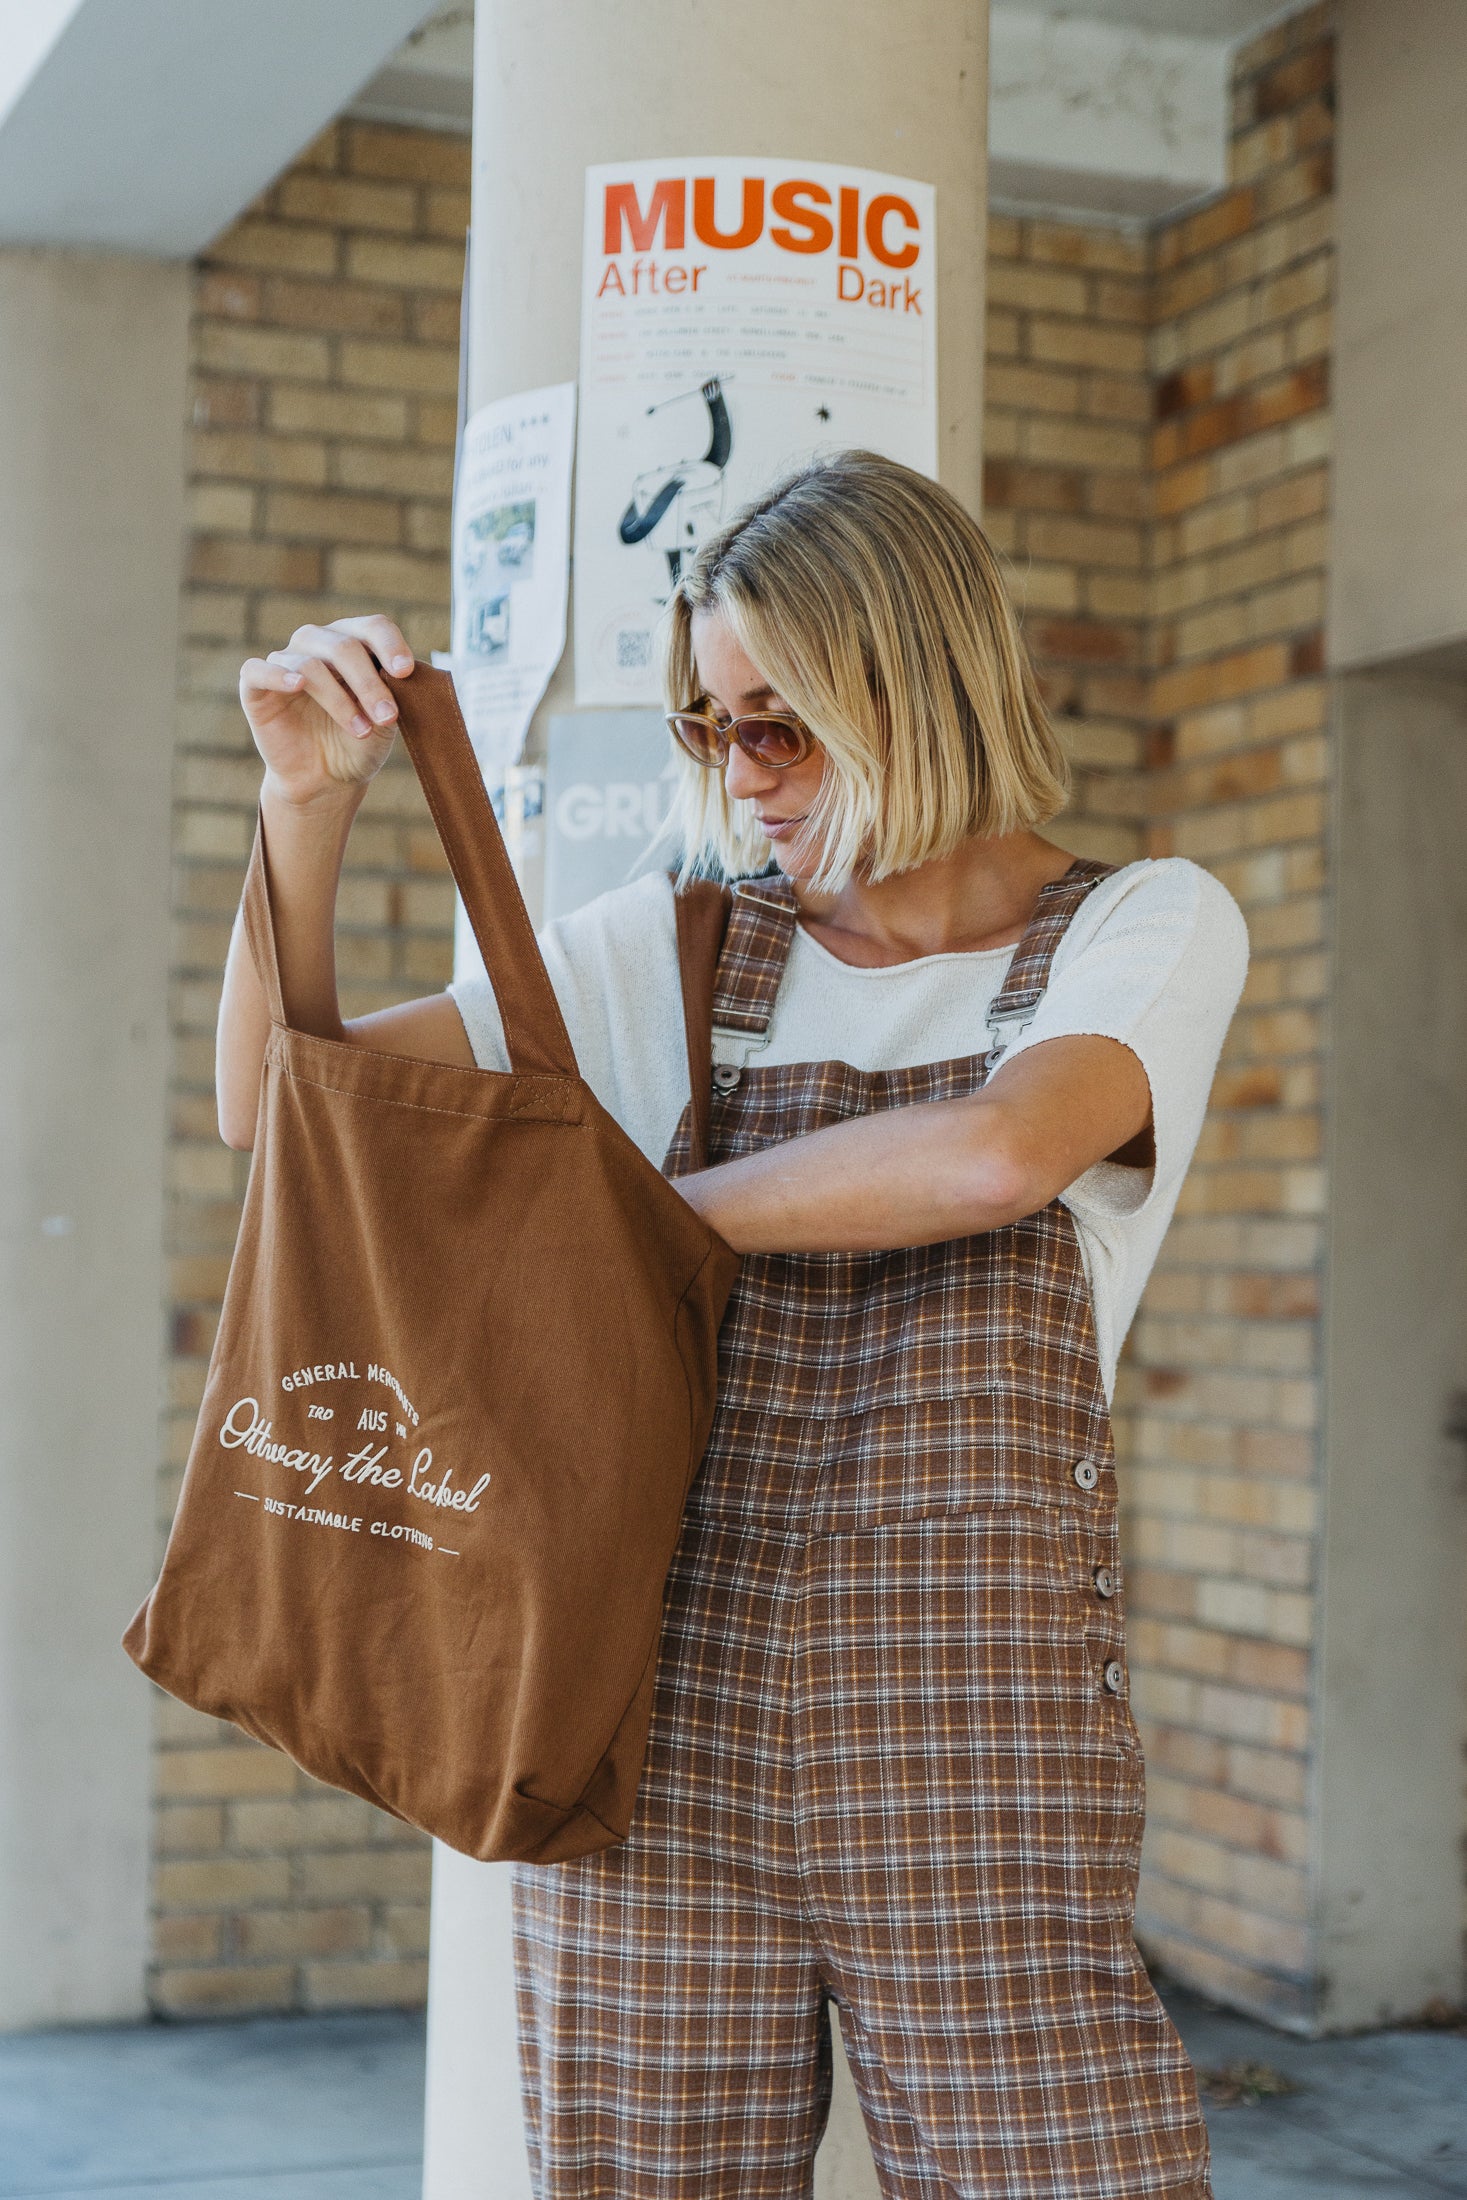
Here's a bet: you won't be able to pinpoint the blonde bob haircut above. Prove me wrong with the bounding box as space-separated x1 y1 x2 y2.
664 449 1069 891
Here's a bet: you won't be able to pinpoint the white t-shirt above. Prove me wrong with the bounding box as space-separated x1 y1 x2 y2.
450 858 1248 1400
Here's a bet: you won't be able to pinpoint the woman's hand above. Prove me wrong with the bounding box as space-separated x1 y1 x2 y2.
239 614 416 805
219 610 473 1148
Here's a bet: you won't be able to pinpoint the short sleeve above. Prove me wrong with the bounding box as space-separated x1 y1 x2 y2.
1001 859 1249 1226
446 869 689 1169
448 973 509 1073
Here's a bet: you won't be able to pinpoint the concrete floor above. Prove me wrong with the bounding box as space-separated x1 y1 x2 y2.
0 1989 1463 2198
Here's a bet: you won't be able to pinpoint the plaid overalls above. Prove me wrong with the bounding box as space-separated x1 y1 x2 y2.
514 862 1212 2198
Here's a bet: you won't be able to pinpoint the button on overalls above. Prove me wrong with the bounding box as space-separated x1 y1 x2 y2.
514 863 1212 2199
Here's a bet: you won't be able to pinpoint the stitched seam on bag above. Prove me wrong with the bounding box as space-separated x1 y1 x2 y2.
508 1078 576 1120
274 1064 584 1127
272 1022 577 1091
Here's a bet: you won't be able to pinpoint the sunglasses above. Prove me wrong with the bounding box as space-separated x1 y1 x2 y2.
666 699 816 771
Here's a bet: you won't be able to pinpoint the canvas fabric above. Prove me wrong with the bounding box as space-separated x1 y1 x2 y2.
513 864 1212 2197
125 667 740 1864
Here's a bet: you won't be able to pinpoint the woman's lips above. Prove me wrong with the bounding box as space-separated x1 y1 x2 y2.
757 813 807 841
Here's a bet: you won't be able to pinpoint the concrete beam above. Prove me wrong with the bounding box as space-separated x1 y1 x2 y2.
1319 667 1467 2028
0 0 443 257
1329 0 1467 670
989 6 1228 221
351 4 473 135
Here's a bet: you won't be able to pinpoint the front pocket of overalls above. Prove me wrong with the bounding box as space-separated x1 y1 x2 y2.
715 1234 1022 1420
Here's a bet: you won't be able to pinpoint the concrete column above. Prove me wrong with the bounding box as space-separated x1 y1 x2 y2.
0 248 188 2026
1316 671 1467 2028
1319 0 1467 2029
467 0 988 741
426 3 986 2189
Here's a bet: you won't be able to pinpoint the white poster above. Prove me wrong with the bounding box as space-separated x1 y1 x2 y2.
574 157 938 705
449 381 576 785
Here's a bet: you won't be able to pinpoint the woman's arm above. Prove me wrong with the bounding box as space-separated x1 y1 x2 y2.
217 614 474 1151
674 1034 1151 1253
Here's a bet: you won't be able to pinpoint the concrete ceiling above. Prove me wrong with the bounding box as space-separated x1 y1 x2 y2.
0 0 448 252
0 0 1308 253
357 1 1304 225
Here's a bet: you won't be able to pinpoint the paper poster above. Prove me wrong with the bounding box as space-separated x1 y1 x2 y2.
448 381 576 785
574 157 938 706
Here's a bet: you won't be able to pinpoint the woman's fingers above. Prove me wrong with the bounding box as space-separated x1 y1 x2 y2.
279 627 402 735
266 651 376 737
241 656 305 698
298 614 414 679
330 613 415 676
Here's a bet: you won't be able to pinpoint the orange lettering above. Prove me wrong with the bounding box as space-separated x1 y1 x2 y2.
837 263 865 301
865 194 919 270
693 176 764 250
770 180 833 255
603 179 686 255
838 186 860 261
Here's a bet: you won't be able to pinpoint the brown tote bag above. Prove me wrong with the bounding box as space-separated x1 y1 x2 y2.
125 665 740 1863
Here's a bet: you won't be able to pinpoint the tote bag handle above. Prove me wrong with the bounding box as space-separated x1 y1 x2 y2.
242 664 578 1083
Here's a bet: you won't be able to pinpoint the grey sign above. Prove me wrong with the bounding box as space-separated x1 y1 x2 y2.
543 711 682 922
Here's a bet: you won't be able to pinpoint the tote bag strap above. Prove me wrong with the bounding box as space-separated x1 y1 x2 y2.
242 663 578 1082
672 878 733 1172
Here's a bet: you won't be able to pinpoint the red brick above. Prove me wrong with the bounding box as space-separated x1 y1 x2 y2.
1255 39 1335 122
1026 618 1138 667
1155 364 1216 420
982 459 1086 513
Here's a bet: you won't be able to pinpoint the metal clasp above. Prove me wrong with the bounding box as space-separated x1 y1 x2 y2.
983 1000 1039 1072
710 1025 770 1096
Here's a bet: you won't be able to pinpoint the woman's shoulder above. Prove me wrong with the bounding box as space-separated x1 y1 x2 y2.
1068 854 1248 971
539 868 677 992
1034 854 1248 1041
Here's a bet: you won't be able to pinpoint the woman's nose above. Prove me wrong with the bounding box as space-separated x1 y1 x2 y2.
722 742 776 803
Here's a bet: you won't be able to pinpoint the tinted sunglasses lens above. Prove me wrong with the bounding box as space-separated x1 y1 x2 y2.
668 714 726 767
740 717 806 767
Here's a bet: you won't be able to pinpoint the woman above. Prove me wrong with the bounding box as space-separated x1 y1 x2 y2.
221 451 1245 2197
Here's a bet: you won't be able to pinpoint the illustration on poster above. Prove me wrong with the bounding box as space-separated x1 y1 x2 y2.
575 159 938 707
459 498 537 660
617 377 733 595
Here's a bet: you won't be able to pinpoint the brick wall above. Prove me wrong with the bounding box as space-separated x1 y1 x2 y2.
157 119 467 2016
988 5 1333 2028
151 11 1334 2021
982 216 1153 869
1124 4 1333 2027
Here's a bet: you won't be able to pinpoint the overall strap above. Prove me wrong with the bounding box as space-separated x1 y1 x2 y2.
985 857 1114 1071
709 875 798 1084
242 663 579 1082
672 878 733 1171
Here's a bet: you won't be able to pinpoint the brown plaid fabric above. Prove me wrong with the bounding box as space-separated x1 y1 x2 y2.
514 866 1212 2198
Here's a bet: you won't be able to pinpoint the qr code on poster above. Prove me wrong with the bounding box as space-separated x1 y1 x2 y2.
616 629 652 671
